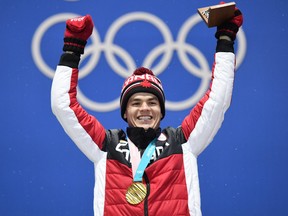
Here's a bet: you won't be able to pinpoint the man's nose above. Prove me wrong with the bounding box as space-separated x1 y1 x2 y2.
140 102 150 110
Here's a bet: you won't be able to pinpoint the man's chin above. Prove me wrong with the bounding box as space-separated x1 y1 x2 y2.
139 125 151 130
136 123 153 130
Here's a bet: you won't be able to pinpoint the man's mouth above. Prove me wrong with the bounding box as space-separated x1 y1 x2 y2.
138 116 152 121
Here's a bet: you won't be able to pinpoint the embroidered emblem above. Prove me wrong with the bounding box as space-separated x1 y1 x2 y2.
140 79 151 88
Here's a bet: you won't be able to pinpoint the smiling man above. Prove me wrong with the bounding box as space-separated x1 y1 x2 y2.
124 92 162 130
51 6 243 216
120 67 165 131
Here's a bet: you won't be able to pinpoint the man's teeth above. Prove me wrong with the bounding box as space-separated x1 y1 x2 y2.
138 116 152 120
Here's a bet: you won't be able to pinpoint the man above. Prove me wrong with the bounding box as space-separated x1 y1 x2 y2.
51 5 243 216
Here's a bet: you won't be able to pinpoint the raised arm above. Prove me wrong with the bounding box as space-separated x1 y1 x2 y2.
181 7 243 156
51 15 106 163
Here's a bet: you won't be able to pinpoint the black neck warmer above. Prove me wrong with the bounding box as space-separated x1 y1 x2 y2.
127 127 161 150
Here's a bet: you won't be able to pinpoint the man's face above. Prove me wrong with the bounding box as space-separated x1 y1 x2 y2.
124 92 162 130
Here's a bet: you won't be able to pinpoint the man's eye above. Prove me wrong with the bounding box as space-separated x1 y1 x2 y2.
149 101 158 105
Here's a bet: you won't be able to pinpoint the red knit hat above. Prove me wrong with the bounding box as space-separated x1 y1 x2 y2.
120 67 165 121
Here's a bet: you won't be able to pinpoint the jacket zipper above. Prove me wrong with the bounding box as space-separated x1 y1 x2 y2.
143 172 150 216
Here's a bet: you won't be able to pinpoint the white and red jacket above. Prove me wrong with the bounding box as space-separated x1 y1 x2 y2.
51 41 236 216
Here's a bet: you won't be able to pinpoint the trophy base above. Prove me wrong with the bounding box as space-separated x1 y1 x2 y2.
198 2 236 28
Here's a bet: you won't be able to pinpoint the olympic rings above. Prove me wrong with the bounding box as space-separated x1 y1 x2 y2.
31 11 247 112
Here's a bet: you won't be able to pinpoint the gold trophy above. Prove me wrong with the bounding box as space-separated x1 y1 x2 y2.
198 2 236 27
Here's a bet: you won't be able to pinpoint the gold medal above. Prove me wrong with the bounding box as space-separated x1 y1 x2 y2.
126 182 147 205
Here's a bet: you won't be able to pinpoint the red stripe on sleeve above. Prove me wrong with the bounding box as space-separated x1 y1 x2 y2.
181 59 216 140
68 68 106 149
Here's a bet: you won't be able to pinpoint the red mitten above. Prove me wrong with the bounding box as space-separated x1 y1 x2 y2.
63 15 94 55
215 4 243 41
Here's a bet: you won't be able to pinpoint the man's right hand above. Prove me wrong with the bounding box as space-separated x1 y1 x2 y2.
63 14 94 55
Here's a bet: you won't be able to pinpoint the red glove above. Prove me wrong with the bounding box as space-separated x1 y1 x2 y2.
63 15 94 55
215 3 243 41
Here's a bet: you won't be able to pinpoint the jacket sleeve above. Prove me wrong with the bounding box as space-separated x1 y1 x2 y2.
51 53 106 163
181 40 236 156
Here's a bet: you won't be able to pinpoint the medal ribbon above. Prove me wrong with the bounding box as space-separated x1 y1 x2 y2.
133 138 157 182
